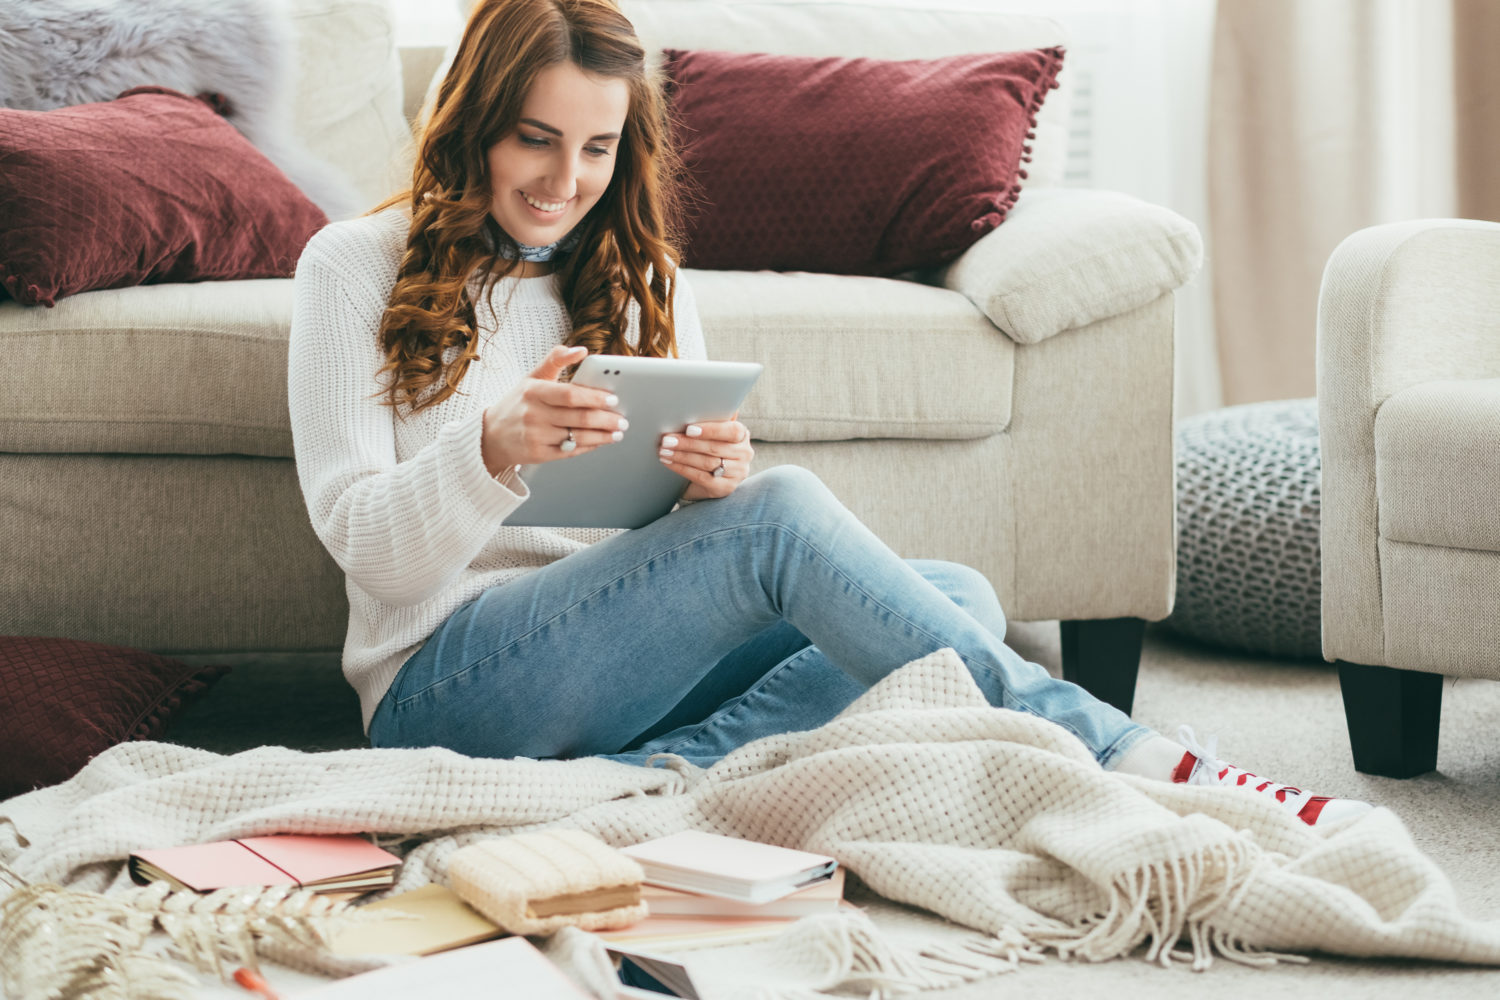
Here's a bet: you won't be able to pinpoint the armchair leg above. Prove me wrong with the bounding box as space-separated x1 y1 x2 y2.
1337 662 1442 778
1060 618 1145 716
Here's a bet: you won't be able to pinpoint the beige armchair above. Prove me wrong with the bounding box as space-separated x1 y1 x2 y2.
1318 218 1500 777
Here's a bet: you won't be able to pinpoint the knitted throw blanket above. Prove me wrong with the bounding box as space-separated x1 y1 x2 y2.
2 650 1497 996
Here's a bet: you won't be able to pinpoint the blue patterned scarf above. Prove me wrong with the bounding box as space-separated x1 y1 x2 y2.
490 223 583 262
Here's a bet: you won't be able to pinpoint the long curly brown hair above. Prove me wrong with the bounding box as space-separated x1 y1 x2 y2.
371 0 687 414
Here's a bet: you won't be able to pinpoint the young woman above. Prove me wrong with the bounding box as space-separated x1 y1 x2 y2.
288 0 1366 826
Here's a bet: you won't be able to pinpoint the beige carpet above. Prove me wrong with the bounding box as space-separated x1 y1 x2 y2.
167 622 1500 997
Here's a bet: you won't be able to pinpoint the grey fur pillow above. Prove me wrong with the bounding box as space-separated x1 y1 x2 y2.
0 0 360 220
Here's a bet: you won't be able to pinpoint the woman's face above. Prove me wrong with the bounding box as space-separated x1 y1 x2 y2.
487 61 630 247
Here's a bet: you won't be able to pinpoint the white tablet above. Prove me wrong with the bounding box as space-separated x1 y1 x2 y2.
502 355 763 528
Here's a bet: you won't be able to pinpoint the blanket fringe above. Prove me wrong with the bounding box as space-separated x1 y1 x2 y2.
746 914 1046 998
786 910 946 993
910 927 1046 982
1206 928 1309 970
1020 839 1291 971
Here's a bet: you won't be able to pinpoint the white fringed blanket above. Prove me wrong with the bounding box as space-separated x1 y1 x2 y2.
3 650 1498 996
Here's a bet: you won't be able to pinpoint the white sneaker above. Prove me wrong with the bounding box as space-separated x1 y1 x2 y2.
1172 726 1373 827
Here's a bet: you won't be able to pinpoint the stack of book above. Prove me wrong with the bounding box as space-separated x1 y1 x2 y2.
599 830 848 951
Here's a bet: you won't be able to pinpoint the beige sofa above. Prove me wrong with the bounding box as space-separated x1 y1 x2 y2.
0 0 1200 715
1318 218 1500 777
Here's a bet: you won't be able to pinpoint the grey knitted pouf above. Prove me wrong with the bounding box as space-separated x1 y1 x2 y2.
1165 398 1322 658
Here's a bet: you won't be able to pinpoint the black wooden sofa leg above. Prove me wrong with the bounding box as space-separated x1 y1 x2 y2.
1060 618 1146 716
1337 661 1442 778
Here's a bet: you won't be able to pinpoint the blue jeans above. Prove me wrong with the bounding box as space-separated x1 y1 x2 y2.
368 466 1149 769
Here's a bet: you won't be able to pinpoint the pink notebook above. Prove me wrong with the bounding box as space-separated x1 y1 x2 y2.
128 833 400 894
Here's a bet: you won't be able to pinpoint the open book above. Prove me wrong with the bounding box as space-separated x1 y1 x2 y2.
328 883 506 956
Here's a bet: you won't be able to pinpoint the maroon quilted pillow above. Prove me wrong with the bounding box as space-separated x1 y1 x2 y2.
0 86 328 308
662 47 1064 276
0 636 230 800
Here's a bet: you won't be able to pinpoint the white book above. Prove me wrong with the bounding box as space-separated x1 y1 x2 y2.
298 937 590 999
619 831 838 905
640 868 845 918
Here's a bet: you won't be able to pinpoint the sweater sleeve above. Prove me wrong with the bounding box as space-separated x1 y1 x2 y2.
287 226 528 608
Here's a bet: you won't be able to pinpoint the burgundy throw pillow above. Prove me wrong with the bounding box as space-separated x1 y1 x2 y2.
0 636 230 800
0 86 328 308
662 47 1064 276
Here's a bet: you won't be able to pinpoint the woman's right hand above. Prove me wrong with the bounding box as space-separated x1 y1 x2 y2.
480 345 626 475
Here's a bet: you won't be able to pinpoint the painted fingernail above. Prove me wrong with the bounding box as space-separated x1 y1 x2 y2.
605 394 619 407
617 417 629 431
659 457 672 465
662 435 679 448
685 425 703 437
659 448 673 458
612 430 624 442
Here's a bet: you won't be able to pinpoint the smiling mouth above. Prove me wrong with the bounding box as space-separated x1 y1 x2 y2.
521 191 568 213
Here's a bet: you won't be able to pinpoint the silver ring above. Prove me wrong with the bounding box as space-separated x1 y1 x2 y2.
559 429 576 453
712 459 726 478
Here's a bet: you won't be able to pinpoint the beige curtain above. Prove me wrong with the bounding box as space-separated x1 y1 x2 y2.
1454 0 1500 224
1209 0 1498 406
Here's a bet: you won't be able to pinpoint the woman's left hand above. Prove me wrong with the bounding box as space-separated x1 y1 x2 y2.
661 416 754 500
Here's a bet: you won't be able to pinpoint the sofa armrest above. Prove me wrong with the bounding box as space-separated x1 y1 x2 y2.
1317 218 1500 664
1318 219 1500 409
938 188 1203 344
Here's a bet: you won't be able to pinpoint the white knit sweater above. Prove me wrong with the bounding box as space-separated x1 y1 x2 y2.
287 208 707 730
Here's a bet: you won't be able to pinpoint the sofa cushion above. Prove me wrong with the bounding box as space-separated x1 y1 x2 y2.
0 636 229 800
288 0 409 216
0 270 1009 456
1374 378 1500 552
662 46 1063 276
0 280 297 457
0 88 327 308
941 188 1205 345
689 271 1012 441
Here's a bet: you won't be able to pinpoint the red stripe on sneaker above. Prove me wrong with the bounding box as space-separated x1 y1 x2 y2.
1297 797 1332 825
1172 752 1198 784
